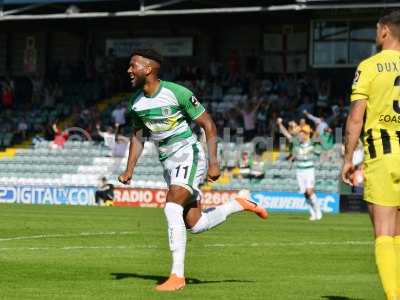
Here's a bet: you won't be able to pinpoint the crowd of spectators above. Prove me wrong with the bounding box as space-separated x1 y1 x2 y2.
161 56 349 146
0 52 117 149
0 50 350 153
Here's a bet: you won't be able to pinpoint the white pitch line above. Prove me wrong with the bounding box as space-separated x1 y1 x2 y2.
0 240 373 252
0 231 135 242
204 240 373 247
0 232 373 248
0 245 158 251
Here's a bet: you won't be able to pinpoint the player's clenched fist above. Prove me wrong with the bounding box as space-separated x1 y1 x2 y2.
341 161 355 186
118 170 132 185
207 162 220 182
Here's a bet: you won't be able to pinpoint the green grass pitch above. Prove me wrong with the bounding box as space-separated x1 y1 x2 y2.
0 204 383 300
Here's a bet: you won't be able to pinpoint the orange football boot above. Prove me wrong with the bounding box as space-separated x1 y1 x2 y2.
155 274 185 292
235 189 268 219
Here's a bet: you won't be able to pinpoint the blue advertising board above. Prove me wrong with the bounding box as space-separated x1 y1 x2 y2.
251 191 340 214
0 186 340 213
0 186 96 206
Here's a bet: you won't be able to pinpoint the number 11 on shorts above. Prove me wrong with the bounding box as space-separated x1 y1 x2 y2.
175 165 189 179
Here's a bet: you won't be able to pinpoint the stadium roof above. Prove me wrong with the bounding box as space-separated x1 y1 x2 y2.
1 0 400 21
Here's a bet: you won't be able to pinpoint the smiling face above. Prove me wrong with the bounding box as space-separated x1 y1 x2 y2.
127 55 149 88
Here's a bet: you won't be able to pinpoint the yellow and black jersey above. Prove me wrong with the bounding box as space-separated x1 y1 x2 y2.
351 49 400 161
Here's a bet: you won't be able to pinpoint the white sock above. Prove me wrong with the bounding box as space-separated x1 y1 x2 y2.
224 199 244 215
309 193 322 218
190 199 243 234
305 197 316 218
164 202 186 277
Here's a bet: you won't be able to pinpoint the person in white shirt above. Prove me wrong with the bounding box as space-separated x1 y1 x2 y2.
303 110 328 137
96 123 116 150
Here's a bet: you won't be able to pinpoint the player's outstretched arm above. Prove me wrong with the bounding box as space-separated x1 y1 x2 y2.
341 99 366 185
118 128 144 185
276 118 293 141
304 111 321 125
194 111 220 182
96 123 105 138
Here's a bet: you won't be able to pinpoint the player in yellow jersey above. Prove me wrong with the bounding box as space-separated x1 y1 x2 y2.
342 10 400 300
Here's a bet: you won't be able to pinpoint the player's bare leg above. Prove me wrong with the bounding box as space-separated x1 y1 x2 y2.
155 185 190 292
185 189 268 234
370 204 397 237
156 188 268 292
369 203 398 300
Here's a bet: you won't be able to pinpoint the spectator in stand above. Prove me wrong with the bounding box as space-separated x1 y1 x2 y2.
96 123 116 150
231 151 252 179
111 104 127 129
239 151 252 175
2 81 13 109
50 122 69 149
298 118 312 139
303 110 328 138
224 108 240 136
241 100 262 142
319 127 334 151
17 118 28 141
256 101 270 135
95 177 114 206
329 96 349 129
96 123 129 157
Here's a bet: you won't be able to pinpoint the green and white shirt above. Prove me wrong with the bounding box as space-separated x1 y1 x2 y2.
292 139 315 169
128 80 205 161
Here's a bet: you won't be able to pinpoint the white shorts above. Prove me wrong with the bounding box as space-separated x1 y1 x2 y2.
296 168 315 193
162 142 207 194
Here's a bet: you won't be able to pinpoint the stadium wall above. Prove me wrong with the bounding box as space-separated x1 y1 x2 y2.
0 13 333 75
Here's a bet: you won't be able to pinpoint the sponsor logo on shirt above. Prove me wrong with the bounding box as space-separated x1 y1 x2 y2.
161 106 172 117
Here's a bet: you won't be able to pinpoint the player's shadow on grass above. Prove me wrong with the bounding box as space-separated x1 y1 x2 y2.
111 273 255 285
322 296 364 300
